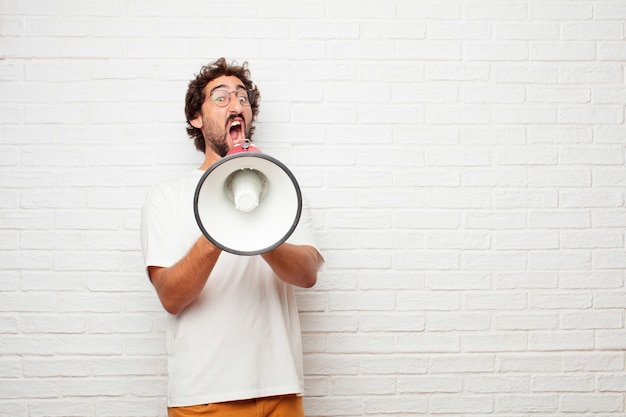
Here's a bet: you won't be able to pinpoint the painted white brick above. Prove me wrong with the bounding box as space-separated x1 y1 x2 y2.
359 313 425 332
532 374 594 392
527 86 590 104
462 251 527 271
127 377 168 397
493 231 558 250
395 333 460 353
303 397 362 417
430 353 494 373
426 312 491 331
495 272 558 290
528 125 593 144
294 22 358 40
560 105 624 125
562 22 625 40
397 292 461 312
563 352 623 371
495 394 558 413
359 354 428 375
529 2 592 20
597 374 626 392
528 210 590 228
560 63 625 84
396 40 462 60
463 333 529 353
0 315 20 334
328 333 395 354
358 271 424 291
93 398 163 417
464 42 529 62
528 331 595 351
598 41 626 61
0 357 21 377
399 1 461 19
326 1 395 18
300 313 357 333
530 42 596 61
594 250 626 269
397 375 461 394
467 375 529 393
394 250 460 270
560 190 624 209
562 310 623 330
426 62 490 81
426 147 491 167
430 394 494 413
528 250 591 270
364 396 428 414
21 315 87 334
496 353 563 373
364 21 426 40
495 190 558 209
496 23 559 41
426 272 491 290
561 394 624 413
329 291 395 312
495 313 559 331
359 230 425 249
594 290 626 309
332 376 395 395
91 357 165 377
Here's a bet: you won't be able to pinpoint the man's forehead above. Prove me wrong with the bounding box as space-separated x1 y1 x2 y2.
207 75 245 92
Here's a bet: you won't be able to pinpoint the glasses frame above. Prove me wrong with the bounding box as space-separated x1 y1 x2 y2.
207 88 254 107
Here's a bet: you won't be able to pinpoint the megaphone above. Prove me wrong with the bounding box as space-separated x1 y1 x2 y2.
193 141 302 256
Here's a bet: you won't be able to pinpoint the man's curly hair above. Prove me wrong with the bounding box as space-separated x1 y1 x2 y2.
184 58 261 153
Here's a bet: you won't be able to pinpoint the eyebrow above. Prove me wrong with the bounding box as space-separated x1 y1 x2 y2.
209 83 247 94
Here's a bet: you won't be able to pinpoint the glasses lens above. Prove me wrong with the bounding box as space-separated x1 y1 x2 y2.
211 90 229 106
245 90 254 106
236 91 250 106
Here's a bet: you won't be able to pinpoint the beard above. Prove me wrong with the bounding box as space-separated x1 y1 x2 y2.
206 134 230 157
200 120 230 157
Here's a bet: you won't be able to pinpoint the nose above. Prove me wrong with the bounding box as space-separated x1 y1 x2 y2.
227 92 244 113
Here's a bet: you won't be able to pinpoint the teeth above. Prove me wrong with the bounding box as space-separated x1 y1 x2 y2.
231 121 241 127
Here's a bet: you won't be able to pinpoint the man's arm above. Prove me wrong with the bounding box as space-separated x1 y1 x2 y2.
148 236 222 315
261 243 322 288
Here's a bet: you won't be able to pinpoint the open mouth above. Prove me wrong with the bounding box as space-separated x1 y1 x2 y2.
228 119 244 143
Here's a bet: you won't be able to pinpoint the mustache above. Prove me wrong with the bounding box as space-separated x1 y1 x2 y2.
226 114 244 126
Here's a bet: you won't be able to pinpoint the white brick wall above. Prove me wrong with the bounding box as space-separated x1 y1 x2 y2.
1 0 625 416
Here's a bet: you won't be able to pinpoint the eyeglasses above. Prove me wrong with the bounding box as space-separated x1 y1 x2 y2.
208 89 254 107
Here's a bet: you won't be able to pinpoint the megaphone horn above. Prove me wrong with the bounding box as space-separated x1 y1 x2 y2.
193 141 303 256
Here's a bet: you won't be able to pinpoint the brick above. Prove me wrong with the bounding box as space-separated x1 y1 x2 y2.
467 375 529 393
364 396 428 414
561 394 624 412
495 394 558 413
430 394 494 413
332 376 396 395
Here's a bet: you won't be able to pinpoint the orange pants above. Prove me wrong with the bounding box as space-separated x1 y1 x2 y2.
168 394 305 417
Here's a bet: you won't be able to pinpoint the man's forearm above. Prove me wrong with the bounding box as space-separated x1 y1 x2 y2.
261 243 321 288
148 237 222 315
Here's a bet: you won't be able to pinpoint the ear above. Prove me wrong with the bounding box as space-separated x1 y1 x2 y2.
190 113 203 129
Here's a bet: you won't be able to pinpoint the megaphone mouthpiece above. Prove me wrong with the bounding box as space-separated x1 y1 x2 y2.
227 168 265 213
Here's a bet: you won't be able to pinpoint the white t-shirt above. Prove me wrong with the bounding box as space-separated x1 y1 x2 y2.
140 170 319 407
